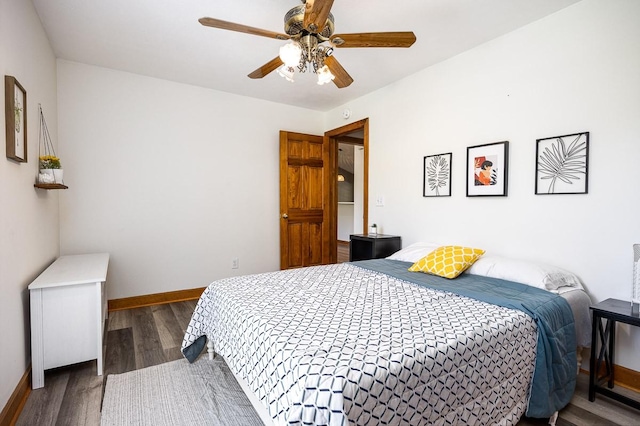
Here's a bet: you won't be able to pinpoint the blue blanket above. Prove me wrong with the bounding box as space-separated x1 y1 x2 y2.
352 259 577 418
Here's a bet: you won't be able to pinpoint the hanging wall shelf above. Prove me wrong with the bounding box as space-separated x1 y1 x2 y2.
35 104 67 190
34 183 68 190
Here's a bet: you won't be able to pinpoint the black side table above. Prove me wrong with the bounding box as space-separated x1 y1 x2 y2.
349 234 401 261
589 298 640 410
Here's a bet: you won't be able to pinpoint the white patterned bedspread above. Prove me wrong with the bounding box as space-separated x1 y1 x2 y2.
181 263 538 425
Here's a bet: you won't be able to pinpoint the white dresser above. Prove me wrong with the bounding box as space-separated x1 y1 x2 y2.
28 253 110 389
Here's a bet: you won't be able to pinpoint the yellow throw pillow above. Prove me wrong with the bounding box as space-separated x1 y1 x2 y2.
408 246 485 279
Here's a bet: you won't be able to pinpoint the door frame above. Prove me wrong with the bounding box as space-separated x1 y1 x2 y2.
325 118 369 263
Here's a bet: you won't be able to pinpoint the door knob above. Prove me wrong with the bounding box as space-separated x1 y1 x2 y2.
282 213 288 219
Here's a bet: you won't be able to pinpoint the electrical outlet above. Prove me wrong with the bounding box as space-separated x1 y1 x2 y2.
376 195 385 207
232 257 239 269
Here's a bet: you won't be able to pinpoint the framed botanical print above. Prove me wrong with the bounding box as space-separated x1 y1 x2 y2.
535 132 589 195
5 75 27 162
466 141 509 197
423 152 452 197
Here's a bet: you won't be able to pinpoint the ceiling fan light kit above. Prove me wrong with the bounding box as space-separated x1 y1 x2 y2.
285 4 335 39
316 65 335 85
199 0 416 89
277 65 296 82
279 42 303 67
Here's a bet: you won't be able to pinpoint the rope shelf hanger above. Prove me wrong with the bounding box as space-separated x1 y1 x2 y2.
34 104 67 189
633 244 640 315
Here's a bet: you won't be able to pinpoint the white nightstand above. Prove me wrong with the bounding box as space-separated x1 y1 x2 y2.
28 253 109 389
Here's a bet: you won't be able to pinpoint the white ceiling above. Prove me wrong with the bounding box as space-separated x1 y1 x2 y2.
31 0 581 112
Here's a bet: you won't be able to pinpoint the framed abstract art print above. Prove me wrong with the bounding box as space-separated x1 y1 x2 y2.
466 141 509 197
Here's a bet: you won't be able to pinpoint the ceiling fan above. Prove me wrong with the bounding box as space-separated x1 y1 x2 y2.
199 0 416 88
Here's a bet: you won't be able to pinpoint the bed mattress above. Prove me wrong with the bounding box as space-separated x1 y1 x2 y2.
181 261 576 425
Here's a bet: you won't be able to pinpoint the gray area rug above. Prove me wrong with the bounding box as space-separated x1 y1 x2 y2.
101 357 263 425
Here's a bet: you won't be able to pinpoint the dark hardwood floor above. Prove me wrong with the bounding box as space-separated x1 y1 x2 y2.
16 300 197 426
337 240 350 263
15 299 640 425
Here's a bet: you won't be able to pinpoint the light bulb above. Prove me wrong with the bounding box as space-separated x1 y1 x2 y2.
317 65 335 85
279 42 302 67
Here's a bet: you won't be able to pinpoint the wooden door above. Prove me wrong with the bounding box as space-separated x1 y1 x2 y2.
280 131 333 269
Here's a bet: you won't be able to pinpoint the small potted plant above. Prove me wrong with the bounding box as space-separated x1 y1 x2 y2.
39 155 63 184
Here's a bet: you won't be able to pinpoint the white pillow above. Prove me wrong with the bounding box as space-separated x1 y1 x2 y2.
465 254 583 291
386 242 441 263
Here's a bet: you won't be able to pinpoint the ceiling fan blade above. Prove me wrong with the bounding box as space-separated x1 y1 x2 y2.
248 57 284 79
303 0 335 33
199 17 290 41
324 55 353 89
331 32 416 48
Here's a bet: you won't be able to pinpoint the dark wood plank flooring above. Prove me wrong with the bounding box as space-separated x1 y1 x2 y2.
16 300 196 426
338 240 350 263
16 299 640 425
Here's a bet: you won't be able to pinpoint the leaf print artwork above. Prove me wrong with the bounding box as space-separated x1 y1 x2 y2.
14 96 22 133
536 132 589 195
427 156 449 194
423 153 452 197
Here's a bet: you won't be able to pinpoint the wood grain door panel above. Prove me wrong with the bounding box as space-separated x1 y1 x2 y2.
280 131 331 269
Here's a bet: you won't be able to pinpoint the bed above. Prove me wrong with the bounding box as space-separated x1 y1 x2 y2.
181 243 591 425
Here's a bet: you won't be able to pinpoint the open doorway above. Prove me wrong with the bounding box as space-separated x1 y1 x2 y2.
325 118 368 263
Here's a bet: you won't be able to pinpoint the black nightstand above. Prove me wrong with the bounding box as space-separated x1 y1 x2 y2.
589 298 640 410
349 234 401 261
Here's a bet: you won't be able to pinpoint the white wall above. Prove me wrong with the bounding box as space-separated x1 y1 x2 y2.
337 144 366 240
325 0 640 370
0 0 59 411
337 204 354 241
57 61 323 299
354 145 364 234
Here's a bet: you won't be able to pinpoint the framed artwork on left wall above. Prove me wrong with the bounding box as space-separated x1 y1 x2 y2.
5 75 27 162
